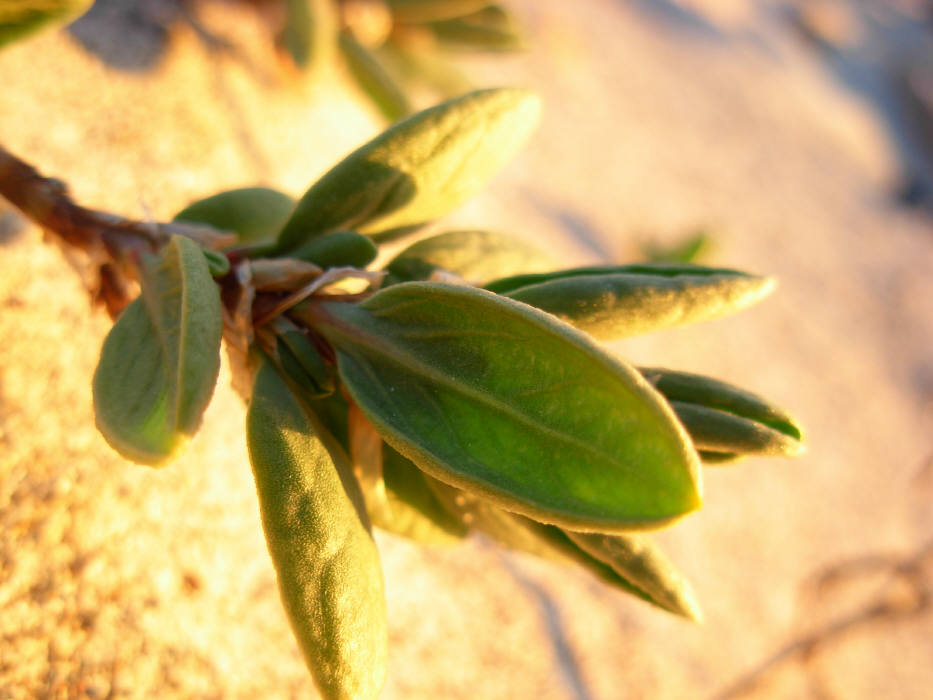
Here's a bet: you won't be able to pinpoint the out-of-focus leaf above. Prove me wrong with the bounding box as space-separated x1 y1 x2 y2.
486 263 775 340
296 282 701 533
670 402 805 458
380 41 474 98
339 30 412 123
278 0 338 70
429 5 524 51
384 229 553 285
247 360 386 700
388 0 492 24
173 187 295 249
93 236 222 465
274 88 540 251
0 0 92 48
642 231 713 264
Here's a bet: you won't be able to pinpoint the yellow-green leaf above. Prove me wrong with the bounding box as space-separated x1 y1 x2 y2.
486 263 775 340
92 236 222 465
247 360 387 700
384 229 553 285
339 30 412 123
274 88 540 251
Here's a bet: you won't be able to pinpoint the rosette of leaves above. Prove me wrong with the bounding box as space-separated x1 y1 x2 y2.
264 0 524 121
78 89 804 698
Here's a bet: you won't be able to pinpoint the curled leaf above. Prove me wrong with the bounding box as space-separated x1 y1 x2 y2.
384 229 553 285
641 367 804 459
247 360 387 700
274 88 541 251
296 282 701 533
92 236 222 465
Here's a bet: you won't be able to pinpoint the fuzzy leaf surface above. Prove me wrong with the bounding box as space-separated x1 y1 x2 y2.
247 361 387 700
173 187 295 249
92 236 222 465
302 282 701 532
384 229 553 285
275 88 540 251
485 263 774 340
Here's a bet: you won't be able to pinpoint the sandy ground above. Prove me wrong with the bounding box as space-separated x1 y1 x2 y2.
2 0 932 698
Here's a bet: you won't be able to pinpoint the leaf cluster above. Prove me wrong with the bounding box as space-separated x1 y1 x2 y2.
87 89 804 699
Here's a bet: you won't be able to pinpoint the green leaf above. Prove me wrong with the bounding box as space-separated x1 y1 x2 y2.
566 532 703 621
640 367 804 459
485 263 775 340
92 236 222 465
429 6 525 52
173 187 295 249
339 31 412 123
0 0 92 48
428 480 697 617
291 230 378 269
642 231 713 264
379 444 470 544
670 402 805 458
297 282 701 532
274 88 541 251
384 229 553 286
247 360 387 700
271 319 335 398
278 0 338 70
388 0 493 24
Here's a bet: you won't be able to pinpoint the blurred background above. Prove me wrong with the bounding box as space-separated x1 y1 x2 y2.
1 0 932 697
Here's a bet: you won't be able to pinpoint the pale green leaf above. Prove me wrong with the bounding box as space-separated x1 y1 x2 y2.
566 531 703 621
274 88 541 251
92 236 222 465
388 0 493 24
384 229 553 285
296 282 701 532
486 263 775 340
247 360 387 700
339 31 412 123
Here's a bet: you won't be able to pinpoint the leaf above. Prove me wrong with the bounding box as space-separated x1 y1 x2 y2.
429 6 525 52
296 282 701 532
384 229 553 286
0 0 92 48
271 319 335 398
640 367 804 459
380 444 470 544
339 31 412 123
291 230 378 268
388 0 493 24
92 236 222 465
173 187 296 249
428 480 696 617
274 88 541 251
642 231 713 264
485 263 775 340
670 402 805 458
566 531 703 621
247 360 387 700
278 0 338 70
